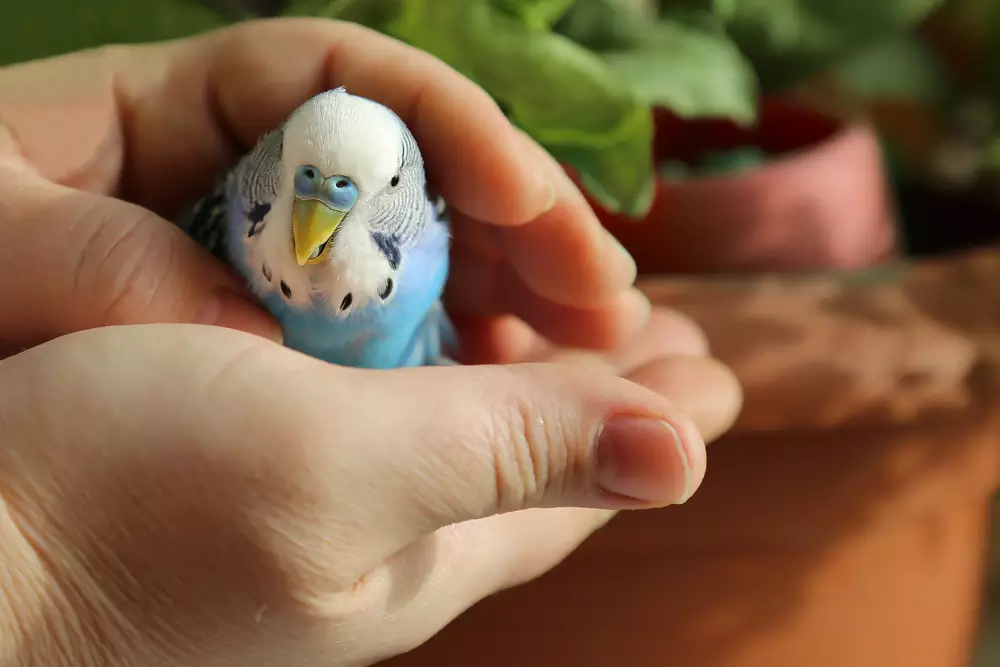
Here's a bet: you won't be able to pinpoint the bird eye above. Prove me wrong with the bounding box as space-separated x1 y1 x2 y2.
294 165 321 195
390 174 400 188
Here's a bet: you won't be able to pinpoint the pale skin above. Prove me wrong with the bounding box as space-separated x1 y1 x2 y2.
0 18 743 667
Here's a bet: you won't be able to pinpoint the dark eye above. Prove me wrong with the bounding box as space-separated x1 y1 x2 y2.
390 174 400 188
305 168 315 179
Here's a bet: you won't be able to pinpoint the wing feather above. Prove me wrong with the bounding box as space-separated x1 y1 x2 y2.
175 128 284 262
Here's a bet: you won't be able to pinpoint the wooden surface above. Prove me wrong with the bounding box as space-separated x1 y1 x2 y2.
639 245 1000 435
639 245 1000 667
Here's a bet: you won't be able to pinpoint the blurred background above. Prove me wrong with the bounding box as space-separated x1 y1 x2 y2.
2 1 999 665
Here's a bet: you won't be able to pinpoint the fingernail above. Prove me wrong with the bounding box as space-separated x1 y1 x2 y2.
596 416 695 505
514 129 559 216
196 289 283 343
607 233 638 285
543 178 558 212
625 288 652 328
527 154 558 217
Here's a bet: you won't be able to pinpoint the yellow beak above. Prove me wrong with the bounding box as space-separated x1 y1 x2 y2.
292 198 350 266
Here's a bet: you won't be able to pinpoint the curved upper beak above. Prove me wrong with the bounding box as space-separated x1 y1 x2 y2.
292 198 351 266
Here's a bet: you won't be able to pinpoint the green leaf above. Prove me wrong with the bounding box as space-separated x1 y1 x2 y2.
385 0 654 215
492 0 577 29
711 0 740 22
658 0 731 15
717 0 948 91
600 15 758 124
555 102 655 216
1 0 229 66
834 33 951 104
553 0 651 50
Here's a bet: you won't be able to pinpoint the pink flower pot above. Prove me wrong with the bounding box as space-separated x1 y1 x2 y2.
596 99 898 274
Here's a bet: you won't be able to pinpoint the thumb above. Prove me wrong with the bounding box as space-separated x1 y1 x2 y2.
318 359 734 563
0 137 280 347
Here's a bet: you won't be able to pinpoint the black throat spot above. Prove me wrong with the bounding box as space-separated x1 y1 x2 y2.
379 278 394 300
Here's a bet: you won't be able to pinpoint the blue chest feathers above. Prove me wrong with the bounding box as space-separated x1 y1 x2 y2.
226 207 452 369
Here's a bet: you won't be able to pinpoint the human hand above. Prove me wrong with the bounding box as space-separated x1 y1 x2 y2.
0 18 745 667
0 17 646 357
0 321 740 667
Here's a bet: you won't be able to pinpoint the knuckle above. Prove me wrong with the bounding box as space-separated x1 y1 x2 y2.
71 202 180 327
487 373 574 512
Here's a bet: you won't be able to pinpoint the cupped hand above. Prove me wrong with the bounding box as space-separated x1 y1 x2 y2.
0 320 740 667
0 18 747 667
0 17 645 356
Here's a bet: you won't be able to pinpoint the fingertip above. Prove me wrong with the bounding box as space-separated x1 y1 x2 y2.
507 285 651 351
562 287 651 351
493 362 705 509
646 309 710 357
627 356 743 444
605 308 710 373
594 355 746 507
502 188 638 309
500 129 560 224
596 411 703 507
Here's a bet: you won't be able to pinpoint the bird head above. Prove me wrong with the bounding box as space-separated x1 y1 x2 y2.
278 87 428 268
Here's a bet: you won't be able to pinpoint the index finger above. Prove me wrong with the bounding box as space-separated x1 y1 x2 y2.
0 17 634 311
116 18 557 224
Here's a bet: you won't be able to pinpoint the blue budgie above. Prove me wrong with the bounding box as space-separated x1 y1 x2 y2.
178 88 456 368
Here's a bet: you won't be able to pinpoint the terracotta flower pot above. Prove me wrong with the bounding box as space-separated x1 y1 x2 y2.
379 251 1000 667
377 103 1000 667
597 99 898 274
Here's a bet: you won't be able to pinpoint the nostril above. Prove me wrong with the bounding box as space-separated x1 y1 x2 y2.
335 180 349 189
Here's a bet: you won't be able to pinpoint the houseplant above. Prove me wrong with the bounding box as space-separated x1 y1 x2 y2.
286 0 947 274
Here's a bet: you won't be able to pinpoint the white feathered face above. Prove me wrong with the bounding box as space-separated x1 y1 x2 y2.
250 88 433 314
281 89 408 266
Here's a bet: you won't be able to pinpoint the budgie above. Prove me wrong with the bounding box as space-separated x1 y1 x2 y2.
178 88 456 369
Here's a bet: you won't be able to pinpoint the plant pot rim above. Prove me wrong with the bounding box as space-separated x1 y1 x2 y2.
650 97 881 190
